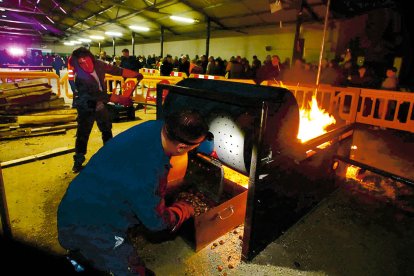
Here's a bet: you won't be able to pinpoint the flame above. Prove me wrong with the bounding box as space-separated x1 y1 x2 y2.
297 96 336 142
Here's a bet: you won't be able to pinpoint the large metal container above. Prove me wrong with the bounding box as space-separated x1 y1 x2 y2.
158 78 352 260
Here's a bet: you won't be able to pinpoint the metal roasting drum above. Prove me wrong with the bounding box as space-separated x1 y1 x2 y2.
157 78 353 260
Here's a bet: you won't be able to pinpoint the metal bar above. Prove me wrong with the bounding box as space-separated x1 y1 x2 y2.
157 83 274 108
112 37 115 57
242 101 267 261
292 0 304 62
315 0 331 87
0 167 12 239
206 17 211 58
131 31 135 56
160 26 164 58
302 123 354 150
334 155 414 187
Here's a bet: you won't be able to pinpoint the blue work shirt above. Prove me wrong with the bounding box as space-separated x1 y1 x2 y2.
57 120 172 233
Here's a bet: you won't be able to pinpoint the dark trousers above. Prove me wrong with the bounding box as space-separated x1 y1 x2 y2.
75 105 113 158
58 225 137 275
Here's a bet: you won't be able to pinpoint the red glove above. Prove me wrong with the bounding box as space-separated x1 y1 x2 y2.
169 201 194 232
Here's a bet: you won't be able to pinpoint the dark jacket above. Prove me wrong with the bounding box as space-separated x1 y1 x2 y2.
71 57 123 109
120 56 140 71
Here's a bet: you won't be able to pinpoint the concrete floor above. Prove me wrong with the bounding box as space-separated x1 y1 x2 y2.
1 108 413 275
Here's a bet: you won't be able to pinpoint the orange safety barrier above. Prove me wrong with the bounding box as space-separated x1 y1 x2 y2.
110 79 138 107
144 79 170 114
170 71 187 78
139 68 160 76
264 80 414 133
357 88 414 132
189 74 225 80
59 72 72 99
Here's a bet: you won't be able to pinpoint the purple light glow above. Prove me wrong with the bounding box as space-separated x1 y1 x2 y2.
8 47 25 56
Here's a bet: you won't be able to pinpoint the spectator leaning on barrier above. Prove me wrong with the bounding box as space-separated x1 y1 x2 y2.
69 47 143 173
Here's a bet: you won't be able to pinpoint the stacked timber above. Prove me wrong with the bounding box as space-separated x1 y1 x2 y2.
0 109 77 140
0 79 65 114
0 79 77 140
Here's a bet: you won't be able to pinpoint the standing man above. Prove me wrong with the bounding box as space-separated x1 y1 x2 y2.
69 47 143 173
120 48 141 71
58 109 210 275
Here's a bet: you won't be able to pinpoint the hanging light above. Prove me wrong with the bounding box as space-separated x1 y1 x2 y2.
105 31 122 37
78 38 92 42
129 25 150 32
90 35 104 40
46 16 55 24
170 15 195 23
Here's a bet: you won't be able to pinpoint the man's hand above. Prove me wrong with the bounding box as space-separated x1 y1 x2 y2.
169 201 194 232
176 192 209 216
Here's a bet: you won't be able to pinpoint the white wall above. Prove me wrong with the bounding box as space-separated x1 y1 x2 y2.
96 28 339 65
3 17 364 66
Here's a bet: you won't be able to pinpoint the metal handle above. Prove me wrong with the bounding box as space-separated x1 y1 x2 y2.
218 205 234 220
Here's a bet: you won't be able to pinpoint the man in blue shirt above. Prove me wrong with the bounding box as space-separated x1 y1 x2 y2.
57 109 210 275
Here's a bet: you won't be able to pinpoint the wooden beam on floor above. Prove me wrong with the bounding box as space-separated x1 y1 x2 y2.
0 146 75 168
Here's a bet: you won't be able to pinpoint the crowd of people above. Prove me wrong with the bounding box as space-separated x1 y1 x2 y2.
94 49 403 91
0 47 405 91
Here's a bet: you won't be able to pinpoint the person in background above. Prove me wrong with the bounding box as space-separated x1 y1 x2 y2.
58 109 210 275
229 56 244 79
190 59 204 74
319 58 342 86
52 54 65 77
254 55 282 84
251 55 262 78
381 66 399 91
178 55 190 77
99 51 112 63
200 54 208 74
348 65 379 89
206 56 216 75
69 47 143 173
160 55 174 76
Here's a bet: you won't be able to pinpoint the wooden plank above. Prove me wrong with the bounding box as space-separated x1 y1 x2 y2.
16 114 76 125
0 98 66 115
0 85 51 98
16 122 77 133
26 108 77 116
0 79 47 91
0 129 67 140
0 146 75 168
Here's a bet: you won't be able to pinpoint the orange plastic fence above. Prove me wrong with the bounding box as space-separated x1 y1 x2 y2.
264 80 414 133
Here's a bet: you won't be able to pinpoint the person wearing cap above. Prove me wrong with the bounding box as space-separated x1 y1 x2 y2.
57 108 211 275
69 47 143 173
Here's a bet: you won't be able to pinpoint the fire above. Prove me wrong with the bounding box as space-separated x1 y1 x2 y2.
297 96 336 142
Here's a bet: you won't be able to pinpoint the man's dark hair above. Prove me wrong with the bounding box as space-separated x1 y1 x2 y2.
122 48 129 53
69 47 96 72
165 109 209 144
71 47 94 60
